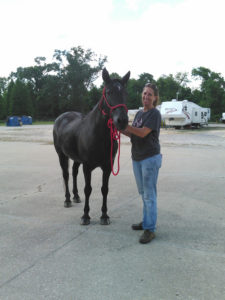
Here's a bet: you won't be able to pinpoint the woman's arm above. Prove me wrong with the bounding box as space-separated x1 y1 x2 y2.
125 125 152 138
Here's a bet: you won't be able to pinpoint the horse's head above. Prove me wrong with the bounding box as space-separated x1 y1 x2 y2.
102 68 130 130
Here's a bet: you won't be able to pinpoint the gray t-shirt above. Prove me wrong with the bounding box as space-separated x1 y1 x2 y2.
131 108 161 161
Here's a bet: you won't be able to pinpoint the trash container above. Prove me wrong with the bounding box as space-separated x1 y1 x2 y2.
21 116 32 125
6 116 22 126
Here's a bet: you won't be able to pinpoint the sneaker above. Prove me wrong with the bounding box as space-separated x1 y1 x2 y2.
139 230 155 244
131 222 143 230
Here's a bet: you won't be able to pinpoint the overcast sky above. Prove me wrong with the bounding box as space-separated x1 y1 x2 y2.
1 0 225 86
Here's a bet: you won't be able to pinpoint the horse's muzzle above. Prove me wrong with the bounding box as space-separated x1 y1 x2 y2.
112 113 128 131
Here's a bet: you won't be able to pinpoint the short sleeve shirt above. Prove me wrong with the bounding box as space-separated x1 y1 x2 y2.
131 108 161 161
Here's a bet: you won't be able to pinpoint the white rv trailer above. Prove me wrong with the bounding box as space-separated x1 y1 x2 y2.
128 105 163 124
128 109 139 123
221 113 225 123
160 99 210 128
128 107 144 123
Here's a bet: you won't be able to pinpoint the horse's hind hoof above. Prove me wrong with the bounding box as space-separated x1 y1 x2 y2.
100 218 110 225
80 218 90 225
64 201 72 208
73 195 81 203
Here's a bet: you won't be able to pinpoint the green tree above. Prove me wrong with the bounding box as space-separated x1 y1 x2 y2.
5 46 107 118
10 57 60 119
0 94 5 119
156 74 180 102
156 73 193 103
4 81 15 117
0 77 8 119
192 67 225 120
53 46 107 112
36 75 64 119
11 58 59 92
138 73 155 85
86 86 102 111
9 80 33 116
0 77 8 95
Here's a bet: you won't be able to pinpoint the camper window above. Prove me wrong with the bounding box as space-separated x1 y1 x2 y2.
201 112 203 118
184 106 187 111
195 112 198 116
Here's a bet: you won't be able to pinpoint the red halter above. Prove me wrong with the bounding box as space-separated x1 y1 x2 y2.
99 87 128 176
99 87 128 116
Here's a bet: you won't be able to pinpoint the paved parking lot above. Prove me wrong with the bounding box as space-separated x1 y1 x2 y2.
0 125 225 299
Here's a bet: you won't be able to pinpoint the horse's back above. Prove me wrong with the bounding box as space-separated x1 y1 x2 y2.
55 111 82 126
54 111 83 132
53 111 83 152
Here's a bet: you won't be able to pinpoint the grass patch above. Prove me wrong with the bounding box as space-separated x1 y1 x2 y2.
32 121 54 125
0 121 54 126
0 120 6 126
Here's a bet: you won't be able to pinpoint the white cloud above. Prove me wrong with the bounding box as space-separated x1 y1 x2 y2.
1 0 225 84
124 0 141 11
110 0 225 78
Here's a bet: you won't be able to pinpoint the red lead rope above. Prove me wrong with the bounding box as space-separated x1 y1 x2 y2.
107 118 121 176
99 87 128 176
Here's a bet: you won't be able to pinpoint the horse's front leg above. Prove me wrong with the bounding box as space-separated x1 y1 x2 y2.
81 164 92 225
100 166 111 225
72 161 81 203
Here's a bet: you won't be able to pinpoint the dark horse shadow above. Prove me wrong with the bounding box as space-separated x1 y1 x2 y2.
53 68 130 225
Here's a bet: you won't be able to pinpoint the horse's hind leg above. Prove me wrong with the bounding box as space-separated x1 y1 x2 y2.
58 152 72 208
100 167 111 225
81 164 92 225
72 162 81 203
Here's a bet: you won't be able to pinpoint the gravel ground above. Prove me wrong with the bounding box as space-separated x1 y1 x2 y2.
0 124 225 300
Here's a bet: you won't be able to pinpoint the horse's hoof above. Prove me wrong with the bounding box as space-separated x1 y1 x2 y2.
80 218 90 225
100 218 110 225
73 195 81 203
64 201 72 208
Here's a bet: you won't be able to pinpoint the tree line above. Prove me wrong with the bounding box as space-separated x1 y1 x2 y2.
0 46 225 122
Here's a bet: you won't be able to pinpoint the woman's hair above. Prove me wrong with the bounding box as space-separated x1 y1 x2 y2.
143 83 160 107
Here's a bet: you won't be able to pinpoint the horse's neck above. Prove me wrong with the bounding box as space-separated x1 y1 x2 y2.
91 102 108 123
86 102 110 134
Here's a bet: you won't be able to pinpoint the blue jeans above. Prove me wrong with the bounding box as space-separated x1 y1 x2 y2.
132 154 162 232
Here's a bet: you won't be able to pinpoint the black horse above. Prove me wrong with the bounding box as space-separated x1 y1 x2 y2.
53 68 130 225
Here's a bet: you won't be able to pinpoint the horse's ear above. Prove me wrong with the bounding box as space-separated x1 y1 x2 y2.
121 71 130 85
102 68 111 84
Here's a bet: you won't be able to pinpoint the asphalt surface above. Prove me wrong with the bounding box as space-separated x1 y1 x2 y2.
0 125 225 300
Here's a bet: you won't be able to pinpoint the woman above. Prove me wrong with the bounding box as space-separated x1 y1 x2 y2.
122 83 162 244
